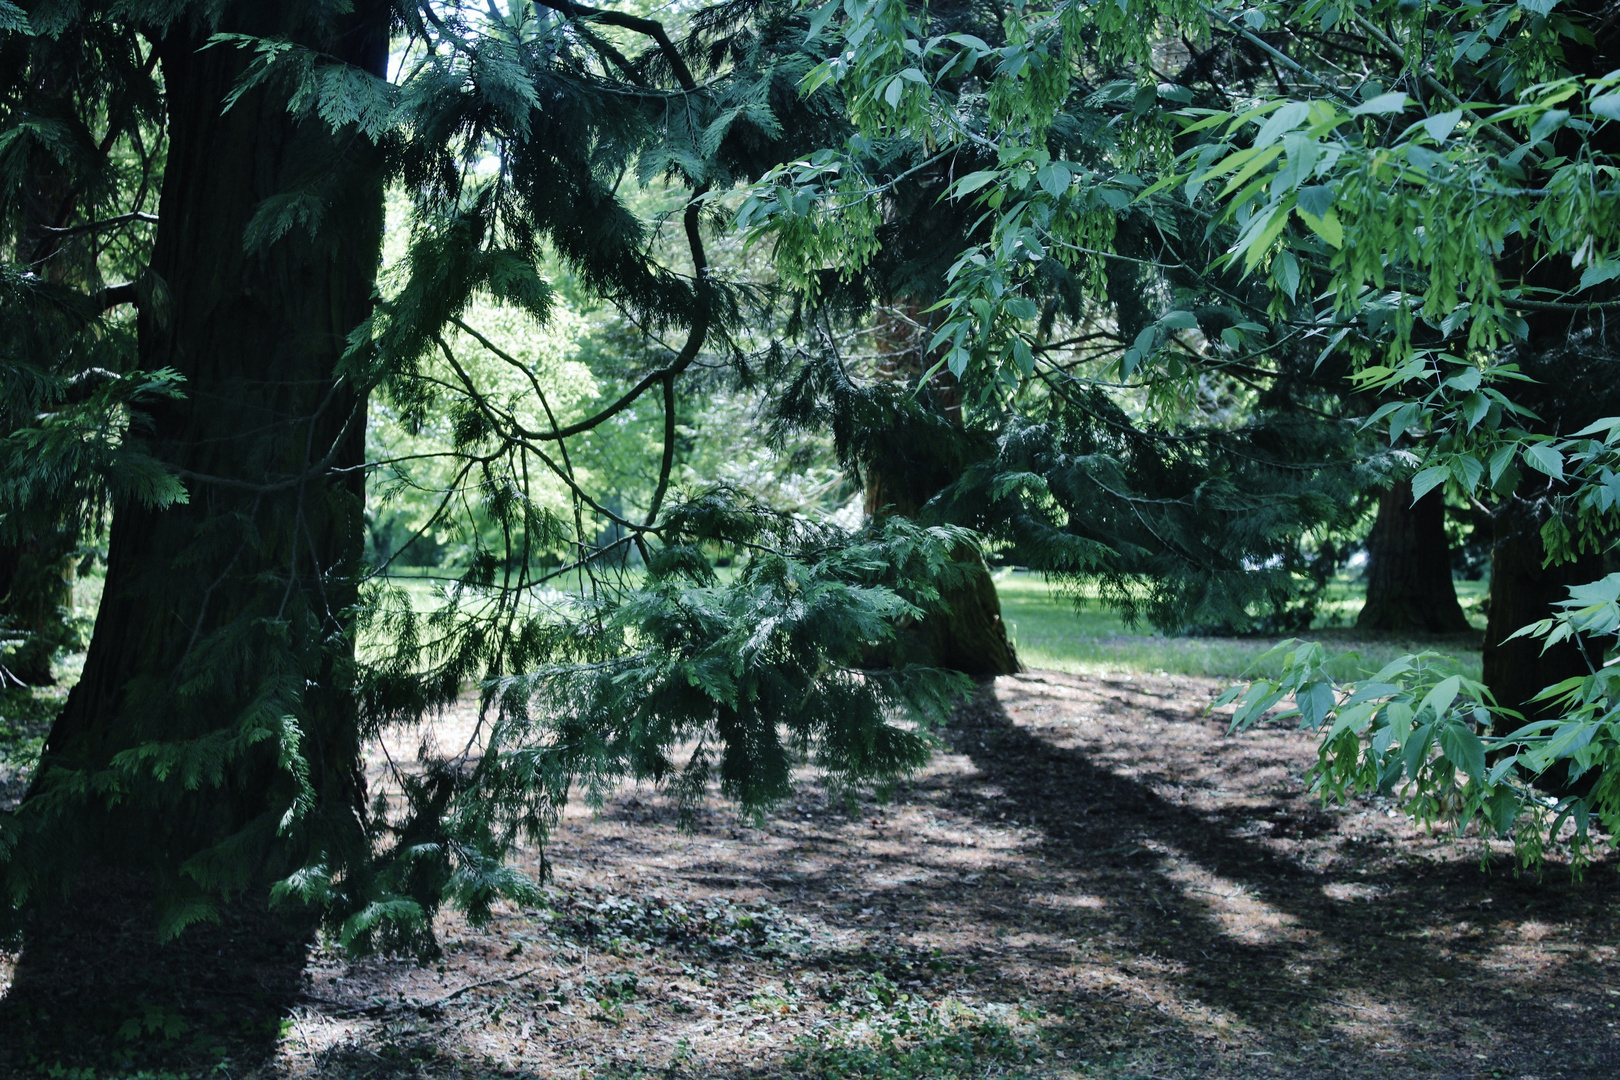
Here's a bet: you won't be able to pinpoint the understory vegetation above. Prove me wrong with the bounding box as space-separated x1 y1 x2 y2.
3 0 1620 1074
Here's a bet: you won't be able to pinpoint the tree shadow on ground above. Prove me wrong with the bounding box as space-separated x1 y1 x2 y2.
0 872 310 1076
12 674 1610 1079
921 675 1618 1079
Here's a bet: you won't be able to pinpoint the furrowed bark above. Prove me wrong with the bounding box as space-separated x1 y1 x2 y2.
18 6 389 908
1356 480 1471 634
865 304 1019 678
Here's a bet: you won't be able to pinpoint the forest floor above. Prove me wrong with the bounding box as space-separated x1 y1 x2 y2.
2 670 1616 1080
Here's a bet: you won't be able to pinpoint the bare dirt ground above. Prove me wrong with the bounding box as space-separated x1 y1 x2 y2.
3 670 1617 1079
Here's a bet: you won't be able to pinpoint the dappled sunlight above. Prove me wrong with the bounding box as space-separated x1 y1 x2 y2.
1321 881 1386 902
1149 841 1310 948
1035 891 1107 910
15 670 1605 1078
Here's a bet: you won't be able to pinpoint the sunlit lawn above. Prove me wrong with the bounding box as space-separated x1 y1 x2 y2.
995 569 1485 682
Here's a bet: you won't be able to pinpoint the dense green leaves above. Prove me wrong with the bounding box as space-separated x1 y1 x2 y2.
765 0 1620 864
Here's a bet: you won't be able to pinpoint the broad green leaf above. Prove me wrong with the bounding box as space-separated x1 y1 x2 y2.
1418 675 1462 719
1217 144 1286 198
1529 108 1570 143
1404 721 1435 779
1160 310 1200 330
1451 454 1484 492
805 0 839 38
1350 92 1409 116
1410 465 1451 501
1522 442 1565 479
1488 442 1518 484
1037 162 1072 198
1570 416 1620 437
1237 201 1293 272
1439 723 1486 781
1275 249 1300 299
1296 183 1335 218
1483 785 1520 834
1327 701 1377 739
1295 681 1337 728
1295 206 1344 247
1345 682 1400 707
1578 262 1620 291
1254 101 1312 147
951 170 1001 196
1421 110 1464 141
1445 366 1482 391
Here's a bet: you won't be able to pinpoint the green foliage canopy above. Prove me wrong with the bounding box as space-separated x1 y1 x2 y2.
757 0 1620 862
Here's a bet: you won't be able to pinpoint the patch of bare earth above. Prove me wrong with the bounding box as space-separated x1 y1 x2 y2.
8 672 1618 1079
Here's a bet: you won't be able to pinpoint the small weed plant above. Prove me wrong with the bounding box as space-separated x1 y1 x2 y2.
791 971 1044 1079
545 889 819 958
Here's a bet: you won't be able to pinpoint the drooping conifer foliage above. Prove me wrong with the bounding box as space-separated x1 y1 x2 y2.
0 8 179 688
746 0 1386 636
0 0 970 950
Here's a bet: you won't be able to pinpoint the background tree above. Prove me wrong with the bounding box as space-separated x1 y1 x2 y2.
1356 480 1473 633
746 0 1382 637
750 0 1620 854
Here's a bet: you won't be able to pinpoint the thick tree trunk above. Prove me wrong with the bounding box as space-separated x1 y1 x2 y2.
1356 480 1471 633
1483 502 1603 725
18 10 388 903
865 305 1019 677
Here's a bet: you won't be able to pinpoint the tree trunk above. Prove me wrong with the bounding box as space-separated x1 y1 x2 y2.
865 305 1019 677
1483 502 1603 725
1356 480 1471 633
17 9 388 908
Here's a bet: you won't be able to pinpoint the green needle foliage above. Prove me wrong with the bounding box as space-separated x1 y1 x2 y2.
0 0 971 953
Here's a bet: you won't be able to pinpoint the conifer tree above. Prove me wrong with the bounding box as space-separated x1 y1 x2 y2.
0 0 971 956
1356 481 1472 634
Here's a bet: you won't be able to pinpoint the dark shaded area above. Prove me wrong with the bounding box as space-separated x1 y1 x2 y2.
554 673 1616 1079
1485 502 1607 726
0 874 309 1074
931 679 1618 1079
6 674 1611 1078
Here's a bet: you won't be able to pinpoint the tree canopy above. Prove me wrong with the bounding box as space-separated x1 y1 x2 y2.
3 0 1620 961
754 0 1620 859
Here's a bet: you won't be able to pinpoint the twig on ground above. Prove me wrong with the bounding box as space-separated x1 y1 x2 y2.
307 966 539 1018
424 966 540 1009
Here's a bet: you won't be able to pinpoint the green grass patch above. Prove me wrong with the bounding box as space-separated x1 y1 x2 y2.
995 570 1483 682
